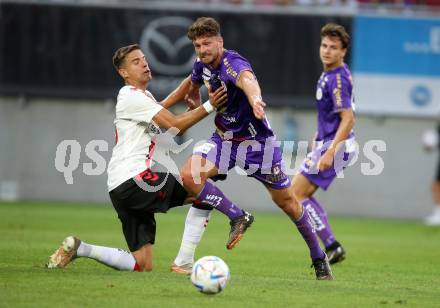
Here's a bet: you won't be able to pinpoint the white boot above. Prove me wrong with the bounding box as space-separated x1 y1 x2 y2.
424 207 440 226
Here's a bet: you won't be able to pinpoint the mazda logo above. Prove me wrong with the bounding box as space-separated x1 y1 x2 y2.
140 16 195 75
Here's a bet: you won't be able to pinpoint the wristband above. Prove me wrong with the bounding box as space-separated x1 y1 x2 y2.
202 100 215 114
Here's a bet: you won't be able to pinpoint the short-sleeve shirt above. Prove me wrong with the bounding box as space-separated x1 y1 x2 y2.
315 63 355 142
107 85 163 191
191 50 274 141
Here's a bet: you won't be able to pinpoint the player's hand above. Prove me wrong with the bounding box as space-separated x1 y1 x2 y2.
252 100 266 120
208 86 227 110
318 150 334 171
185 90 202 110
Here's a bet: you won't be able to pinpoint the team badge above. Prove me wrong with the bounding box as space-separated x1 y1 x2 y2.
316 87 323 100
203 67 211 77
147 122 161 135
266 164 287 183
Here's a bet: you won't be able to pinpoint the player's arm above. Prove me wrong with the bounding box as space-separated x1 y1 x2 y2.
153 87 226 136
160 75 192 109
328 109 355 153
235 70 266 120
318 109 354 171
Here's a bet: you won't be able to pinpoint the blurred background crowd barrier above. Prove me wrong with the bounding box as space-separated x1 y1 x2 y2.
0 0 439 219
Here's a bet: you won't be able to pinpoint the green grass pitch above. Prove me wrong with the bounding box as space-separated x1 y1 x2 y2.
1 201 440 307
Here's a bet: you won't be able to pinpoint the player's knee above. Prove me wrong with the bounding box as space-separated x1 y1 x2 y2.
181 166 207 192
181 169 196 187
271 191 302 217
271 192 294 210
291 185 305 201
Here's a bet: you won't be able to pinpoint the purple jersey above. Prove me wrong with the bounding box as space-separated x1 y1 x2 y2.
191 50 274 141
315 63 354 142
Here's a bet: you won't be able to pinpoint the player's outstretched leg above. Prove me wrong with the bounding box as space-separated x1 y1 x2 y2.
47 236 81 268
194 181 255 250
47 236 141 271
305 197 346 264
266 186 332 280
181 156 254 250
171 205 212 275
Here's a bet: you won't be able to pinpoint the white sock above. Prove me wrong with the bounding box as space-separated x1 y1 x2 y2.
77 242 137 271
174 207 212 266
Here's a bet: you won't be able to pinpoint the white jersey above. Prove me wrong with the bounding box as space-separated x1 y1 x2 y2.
107 85 163 191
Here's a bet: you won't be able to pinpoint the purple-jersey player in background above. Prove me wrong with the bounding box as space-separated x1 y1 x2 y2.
292 23 356 265
171 17 333 280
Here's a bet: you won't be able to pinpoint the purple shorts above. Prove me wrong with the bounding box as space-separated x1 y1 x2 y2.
193 132 291 190
300 138 356 190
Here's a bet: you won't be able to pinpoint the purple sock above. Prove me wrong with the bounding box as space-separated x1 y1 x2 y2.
294 206 325 261
196 181 244 220
304 197 337 248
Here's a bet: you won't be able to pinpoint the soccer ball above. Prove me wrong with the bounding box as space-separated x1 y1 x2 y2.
190 256 230 294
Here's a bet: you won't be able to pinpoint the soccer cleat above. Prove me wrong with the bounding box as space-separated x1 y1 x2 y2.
226 211 254 250
170 263 193 275
47 236 81 269
326 245 346 265
312 253 334 280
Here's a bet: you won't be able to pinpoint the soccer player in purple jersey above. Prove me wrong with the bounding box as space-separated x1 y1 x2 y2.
171 17 332 280
291 23 356 265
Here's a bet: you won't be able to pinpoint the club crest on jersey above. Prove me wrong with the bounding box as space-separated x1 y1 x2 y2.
203 67 211 77
147 122 161 135
266 164 287 183
316 87 323 100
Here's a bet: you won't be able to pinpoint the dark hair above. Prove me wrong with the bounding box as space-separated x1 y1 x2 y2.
187 17 221 41
320 23 350 49
112 44 141 71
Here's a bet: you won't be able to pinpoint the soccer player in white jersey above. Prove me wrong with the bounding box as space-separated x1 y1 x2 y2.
47 44 249 272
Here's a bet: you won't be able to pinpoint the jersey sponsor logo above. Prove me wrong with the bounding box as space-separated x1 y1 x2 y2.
333 88 342 106
223 58 238 79
226 67 238 79
140 169 160 183
221 115 237 123
248 123 257 137
140 16 195 75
